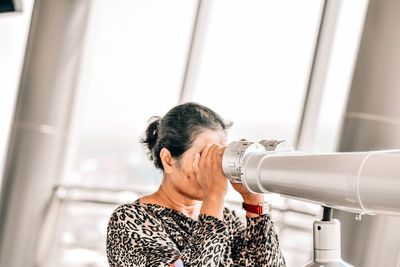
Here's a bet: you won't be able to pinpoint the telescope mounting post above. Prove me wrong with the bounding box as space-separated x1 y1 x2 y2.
303 206 353 267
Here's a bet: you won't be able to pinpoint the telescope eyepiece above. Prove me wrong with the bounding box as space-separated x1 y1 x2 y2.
222 139 293 183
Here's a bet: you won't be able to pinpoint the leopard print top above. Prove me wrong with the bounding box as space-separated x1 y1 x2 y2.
106 199 286 266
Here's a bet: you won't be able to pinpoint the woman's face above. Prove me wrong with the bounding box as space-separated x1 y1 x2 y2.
170 129 226 201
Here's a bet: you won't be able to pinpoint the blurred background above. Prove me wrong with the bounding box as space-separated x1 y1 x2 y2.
1 0 400 266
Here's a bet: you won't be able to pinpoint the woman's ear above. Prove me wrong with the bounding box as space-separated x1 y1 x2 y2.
160 148 174 174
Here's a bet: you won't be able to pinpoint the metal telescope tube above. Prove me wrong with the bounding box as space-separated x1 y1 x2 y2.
222 141 400 216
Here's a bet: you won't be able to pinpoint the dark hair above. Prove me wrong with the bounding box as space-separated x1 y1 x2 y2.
141 102 232 170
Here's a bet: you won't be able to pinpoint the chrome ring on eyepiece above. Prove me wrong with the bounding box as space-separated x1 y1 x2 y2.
222 141 265 183
222 139 294 183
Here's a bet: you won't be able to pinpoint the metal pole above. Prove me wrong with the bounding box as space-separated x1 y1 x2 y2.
322 206 333 221
179 0 212 103
295 0 341 151
0 0 91 266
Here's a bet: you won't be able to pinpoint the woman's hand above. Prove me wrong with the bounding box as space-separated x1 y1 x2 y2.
231 182 265 218
193 144 228 200
231 182 264 203
193 144 228 219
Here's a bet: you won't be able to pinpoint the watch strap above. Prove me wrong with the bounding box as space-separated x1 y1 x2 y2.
242 202 271 215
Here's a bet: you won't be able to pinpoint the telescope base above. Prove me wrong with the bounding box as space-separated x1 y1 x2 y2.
303 208 353 267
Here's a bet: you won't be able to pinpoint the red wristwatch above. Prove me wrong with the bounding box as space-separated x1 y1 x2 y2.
242 202 271 215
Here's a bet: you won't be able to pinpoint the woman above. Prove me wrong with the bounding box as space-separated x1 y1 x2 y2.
106 102 286 266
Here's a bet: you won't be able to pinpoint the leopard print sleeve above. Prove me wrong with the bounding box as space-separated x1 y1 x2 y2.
229 210 286 266
106 204 229 267
180 214 229 266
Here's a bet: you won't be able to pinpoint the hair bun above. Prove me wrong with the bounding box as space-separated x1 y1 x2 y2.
141 116 161 157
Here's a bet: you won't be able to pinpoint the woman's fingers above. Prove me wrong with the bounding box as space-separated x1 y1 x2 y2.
196 144 228 198
209 144 220 163
206 144 218 163
215 146 226 174
199 144 211 163
192 153 200 175
199 144 225 165
199 144 216 168
197 143 226 171
217 146 226 165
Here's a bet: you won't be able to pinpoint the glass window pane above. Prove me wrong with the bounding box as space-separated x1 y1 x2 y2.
63 0 197 188
52 0 197 266
190 0 324 143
